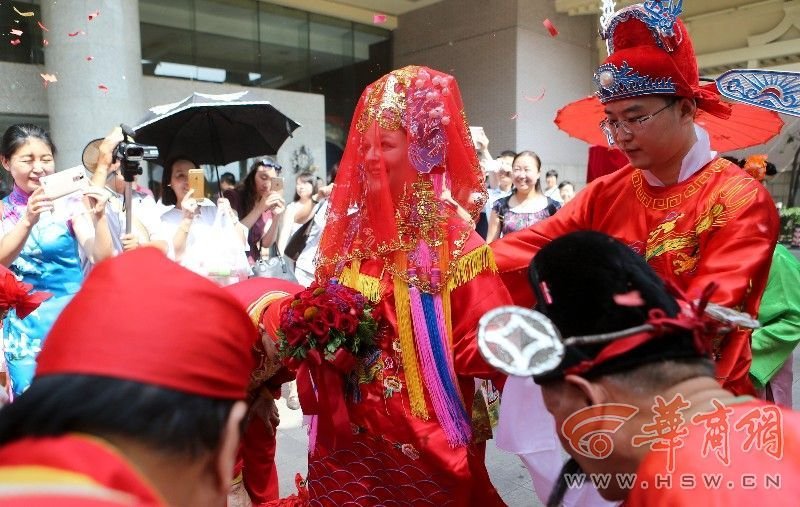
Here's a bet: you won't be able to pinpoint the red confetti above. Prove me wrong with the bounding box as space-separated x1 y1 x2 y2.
42 39 48 47
9 39 21 46
613 291 645 307
98 84 108 92
10 29 23 36
68 30 86 37
510 113 519 120
88 10 100 21
37 21 49 32
86 55 94 61
543 18 559 37
524 88 546 102
373 13 387 24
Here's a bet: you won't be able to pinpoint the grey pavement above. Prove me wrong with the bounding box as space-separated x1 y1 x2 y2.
273 348 800 505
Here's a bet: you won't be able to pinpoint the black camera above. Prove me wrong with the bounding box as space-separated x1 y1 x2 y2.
114 141 159 163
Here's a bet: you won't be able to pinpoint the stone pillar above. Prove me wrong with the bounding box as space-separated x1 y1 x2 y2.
41 0 145 183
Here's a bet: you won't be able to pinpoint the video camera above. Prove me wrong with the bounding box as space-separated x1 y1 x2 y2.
114 124 159 164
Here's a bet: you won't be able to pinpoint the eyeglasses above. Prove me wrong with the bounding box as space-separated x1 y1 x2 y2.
259 159 282 172
599 100 677 145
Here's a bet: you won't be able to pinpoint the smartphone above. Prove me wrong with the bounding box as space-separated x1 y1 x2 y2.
188 168 205 199
270 176 284 193
40 166 89 200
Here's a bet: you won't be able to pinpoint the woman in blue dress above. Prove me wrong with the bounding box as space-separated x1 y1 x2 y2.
0 124 112 396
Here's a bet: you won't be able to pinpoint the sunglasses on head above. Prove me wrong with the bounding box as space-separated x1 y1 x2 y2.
259 160 282 172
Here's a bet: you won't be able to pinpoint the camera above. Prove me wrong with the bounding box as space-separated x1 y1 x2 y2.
114 141 159 163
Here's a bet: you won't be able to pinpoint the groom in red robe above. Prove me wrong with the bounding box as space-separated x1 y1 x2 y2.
492 2 777 396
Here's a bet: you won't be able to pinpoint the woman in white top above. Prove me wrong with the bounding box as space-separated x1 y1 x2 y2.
277 171 318 254
159 158 247 277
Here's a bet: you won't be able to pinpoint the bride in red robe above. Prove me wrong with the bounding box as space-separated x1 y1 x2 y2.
293 65 511 506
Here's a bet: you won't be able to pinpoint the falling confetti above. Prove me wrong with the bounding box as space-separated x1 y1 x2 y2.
68 30 86 37
524 89 546 102
13 6 34 17
42 39 48 46
613 291 645 307
40 73 57 87
86 55 93 61
543 19 559 37
10 29 23 36
37 21 49 32
510 113 519 120
98 84 108 92
88 10 100 21
373 13 387 24
9 39 21 46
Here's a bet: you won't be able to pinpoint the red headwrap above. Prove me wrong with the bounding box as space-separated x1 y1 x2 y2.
595 2 731 118
224 277 303 334
316 65 486 288
37 248 258 400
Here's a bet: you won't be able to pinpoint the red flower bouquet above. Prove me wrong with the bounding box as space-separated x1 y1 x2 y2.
277 281 381 450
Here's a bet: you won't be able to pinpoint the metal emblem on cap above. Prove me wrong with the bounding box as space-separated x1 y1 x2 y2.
477 306 565 377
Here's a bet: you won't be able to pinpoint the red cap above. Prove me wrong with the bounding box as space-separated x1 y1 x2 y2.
595 3 731 118
37 248 258 400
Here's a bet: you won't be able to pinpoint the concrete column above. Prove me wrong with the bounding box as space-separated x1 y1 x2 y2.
41 0 144 180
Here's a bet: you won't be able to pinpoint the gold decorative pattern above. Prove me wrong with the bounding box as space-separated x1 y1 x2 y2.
631 158 728 210
356 66 418 133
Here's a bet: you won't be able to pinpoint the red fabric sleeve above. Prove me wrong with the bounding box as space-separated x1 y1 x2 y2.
450 237 514 385
683 181 778 395
490 184 594 308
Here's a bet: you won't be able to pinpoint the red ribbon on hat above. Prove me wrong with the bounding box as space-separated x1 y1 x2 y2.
564 283 721 377
294 348 356 451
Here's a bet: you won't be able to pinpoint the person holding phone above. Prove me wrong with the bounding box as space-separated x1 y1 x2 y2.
224 157 286 264
159 158 246 269
0 123 113 396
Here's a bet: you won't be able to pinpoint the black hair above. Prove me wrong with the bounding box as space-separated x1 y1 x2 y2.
1 123 57 160
241 157 280 213
512 150 543 192
499 150 517 158
0 375 234 458
766 161 777 176
161 156 199 206
558 180 574 190
545 169 559 179
293 171 319 202
220 172 236 186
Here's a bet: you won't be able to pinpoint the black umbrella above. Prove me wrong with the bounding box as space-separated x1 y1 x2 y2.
134 91 301 166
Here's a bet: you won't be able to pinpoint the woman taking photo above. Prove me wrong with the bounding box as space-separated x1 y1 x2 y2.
225 158 286 263
159 158 247 277
485 150 560 242
0 124 113 396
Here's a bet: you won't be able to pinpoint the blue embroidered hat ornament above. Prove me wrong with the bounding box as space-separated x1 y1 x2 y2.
595 0 731 119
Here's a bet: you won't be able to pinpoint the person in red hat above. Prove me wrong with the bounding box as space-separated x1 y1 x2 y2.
0 248 258 506
492 1 777 397
224 277 303 507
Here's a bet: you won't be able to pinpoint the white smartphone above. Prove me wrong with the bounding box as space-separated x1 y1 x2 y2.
40 166 89 200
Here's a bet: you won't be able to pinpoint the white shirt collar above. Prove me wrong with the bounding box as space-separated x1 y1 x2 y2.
642 124 717 187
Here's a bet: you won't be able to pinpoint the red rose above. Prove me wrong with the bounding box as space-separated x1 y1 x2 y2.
285 324 309 347
310 317 329 338
338 313 359 335
318 305 338 327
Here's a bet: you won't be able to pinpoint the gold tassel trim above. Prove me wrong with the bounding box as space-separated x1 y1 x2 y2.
394 252 429 420
340 260 382 303
447 244 497 291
